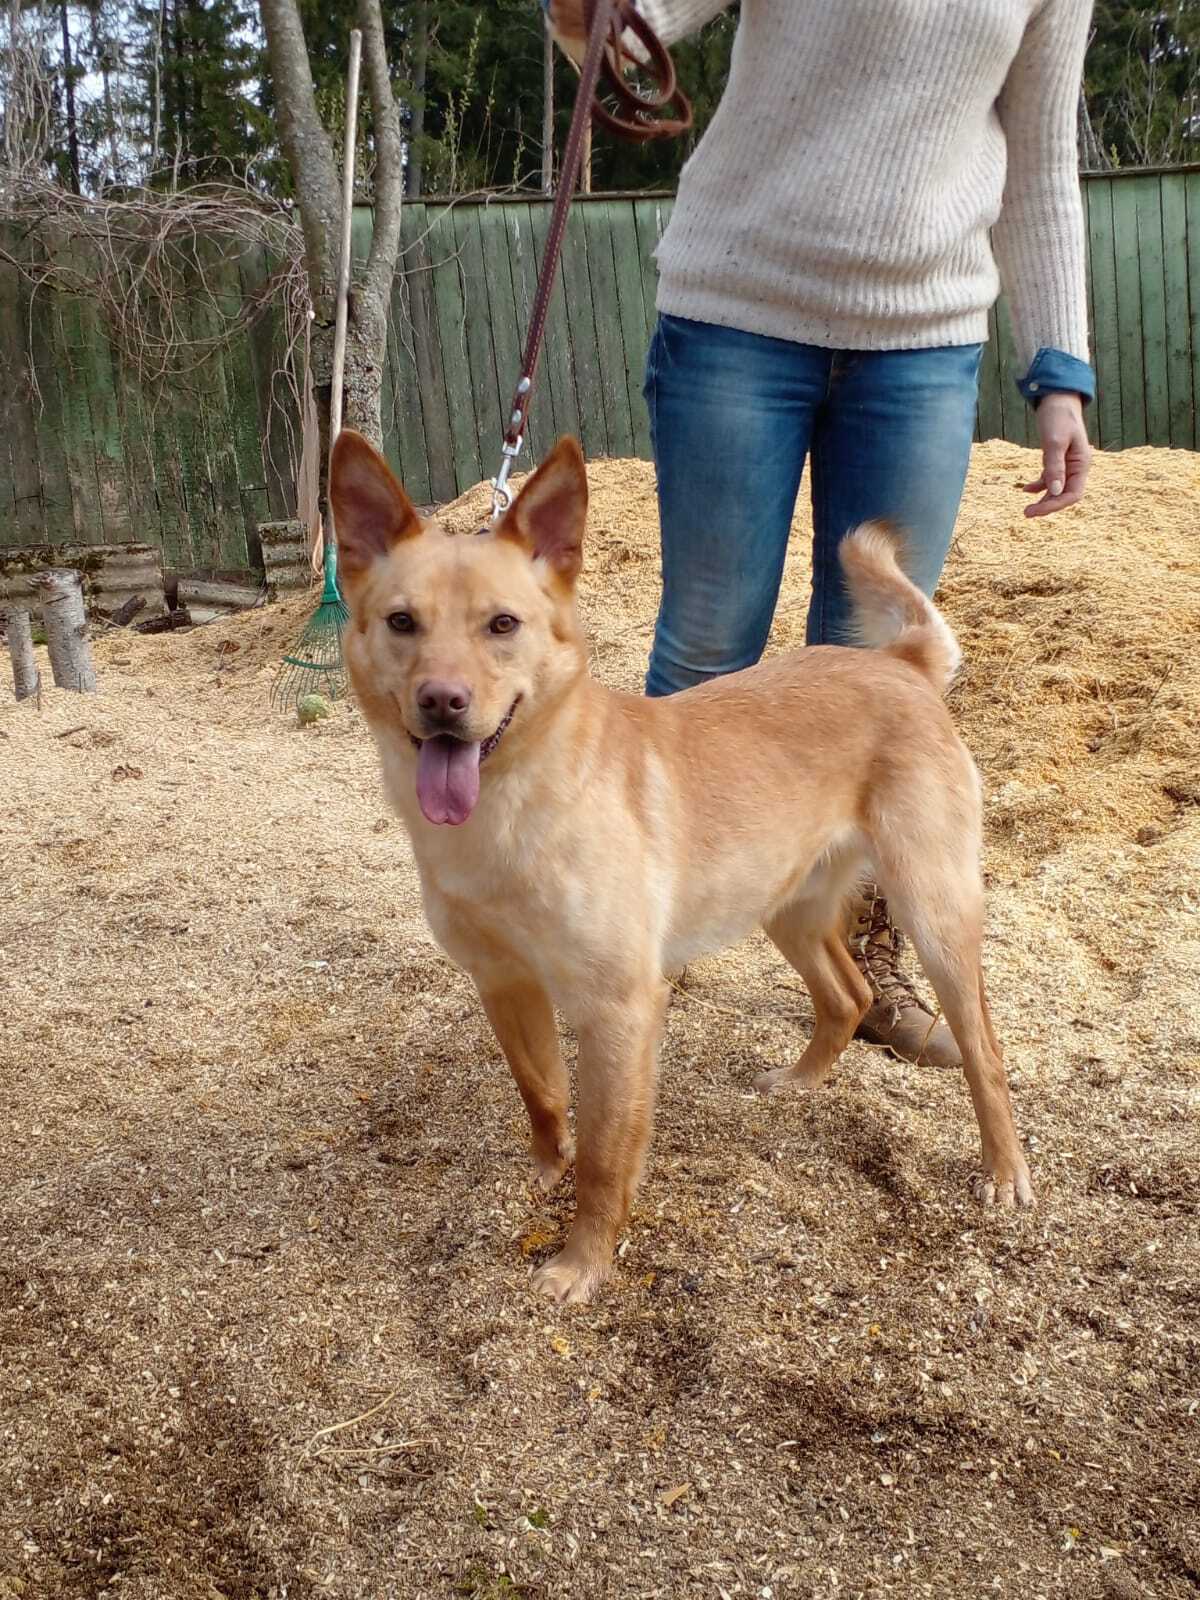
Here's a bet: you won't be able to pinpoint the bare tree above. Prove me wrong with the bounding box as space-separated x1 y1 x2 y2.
1078 87 1109 170
405 1 429 198
259 0 404 507
56 0 81 192
542 12 559 194
1 0 56 192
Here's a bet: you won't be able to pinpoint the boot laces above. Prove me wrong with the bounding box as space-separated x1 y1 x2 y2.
850 894 929 1021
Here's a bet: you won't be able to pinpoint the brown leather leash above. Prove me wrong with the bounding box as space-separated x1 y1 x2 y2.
489 0 691 518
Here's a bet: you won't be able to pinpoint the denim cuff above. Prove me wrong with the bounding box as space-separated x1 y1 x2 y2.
1017 348 1096 406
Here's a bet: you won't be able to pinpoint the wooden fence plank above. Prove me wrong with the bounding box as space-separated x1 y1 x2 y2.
1189 173 1200 455
446 204 503 485
171 278 226 569
1135 175 1171 447
1160 174 1194 448
476 204 530 492
388 210 432 505
559 210 610 460
53 244 106 545
404 204 456 503
502 202 558 469
528 201 584 447
25 275 75 547
977 306 1005 442
0 258 43 546
215 241 271 559
605 199 654 459
111 349 165 556
429 208 483 490
79 288 133 544
633 198 671 347
994 298 1036 449
582 201 635 460
505 196 566 467
1086 178 1123 450
185 240 247 569
1112 178 1148 446
239 242 295 524
1081 206 1100 449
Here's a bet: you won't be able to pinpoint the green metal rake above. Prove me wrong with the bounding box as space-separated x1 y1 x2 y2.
271 25 361 713
270 540 351 710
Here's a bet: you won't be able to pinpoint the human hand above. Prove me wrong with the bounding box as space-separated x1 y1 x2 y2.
1023 392 1091 518
543 0 588 65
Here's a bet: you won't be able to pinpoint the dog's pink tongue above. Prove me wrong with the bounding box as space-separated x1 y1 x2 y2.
416 735 481 825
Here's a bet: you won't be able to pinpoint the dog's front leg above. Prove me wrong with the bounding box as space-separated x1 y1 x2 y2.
478 978 574 1193
533 981 668 1307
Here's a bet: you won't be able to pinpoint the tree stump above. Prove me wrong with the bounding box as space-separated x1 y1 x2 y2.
35 569 97 693
6 607 40 701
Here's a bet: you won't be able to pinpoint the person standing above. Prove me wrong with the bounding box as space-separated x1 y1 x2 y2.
546 0 1095 1066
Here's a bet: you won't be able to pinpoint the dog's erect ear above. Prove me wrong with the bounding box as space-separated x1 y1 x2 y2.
330 430 422 579
497 436 588 583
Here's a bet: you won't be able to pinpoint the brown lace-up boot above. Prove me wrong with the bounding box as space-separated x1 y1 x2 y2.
849 886 962 1069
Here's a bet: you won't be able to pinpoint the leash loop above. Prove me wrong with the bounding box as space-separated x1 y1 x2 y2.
489 0 690 521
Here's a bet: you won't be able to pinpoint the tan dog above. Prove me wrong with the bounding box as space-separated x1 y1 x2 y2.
330 430 1035 1306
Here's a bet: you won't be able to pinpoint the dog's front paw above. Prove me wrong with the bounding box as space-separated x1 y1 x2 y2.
754 1063 827 1096
531 1248 609 1306
972 1155 1036 1209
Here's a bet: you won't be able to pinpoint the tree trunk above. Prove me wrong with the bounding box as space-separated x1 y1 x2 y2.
172 0 186 180
6 608 40 701
259 0 404 499
405 1 429 199
150 0 166 171
349 0 405 447
1077 88 1109 171
542 13 554 194
259 0 343 522
36 570 97 692
58 0 81 193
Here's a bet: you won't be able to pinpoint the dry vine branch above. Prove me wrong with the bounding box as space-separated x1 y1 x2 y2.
1 175 308 391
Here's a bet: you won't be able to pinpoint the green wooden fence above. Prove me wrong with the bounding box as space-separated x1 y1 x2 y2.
2 167 1198 566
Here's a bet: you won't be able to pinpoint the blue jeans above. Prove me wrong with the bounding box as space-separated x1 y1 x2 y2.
643 315 983 696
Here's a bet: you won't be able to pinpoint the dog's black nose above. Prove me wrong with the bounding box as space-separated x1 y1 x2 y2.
417 679 472 723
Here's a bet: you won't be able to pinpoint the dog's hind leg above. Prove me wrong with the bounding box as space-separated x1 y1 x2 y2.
478 978 574 1193
871 855 1035 1209
756 901 872 1095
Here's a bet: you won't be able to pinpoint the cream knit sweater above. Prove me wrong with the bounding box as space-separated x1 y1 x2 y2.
640 0 1093 368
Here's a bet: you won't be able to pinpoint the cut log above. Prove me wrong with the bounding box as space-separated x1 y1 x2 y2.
103 593 147 627
258 520 312 599
134 608 192 635
0 542 166 622
176 576 265 624
35 569 97 693
6 607 40 701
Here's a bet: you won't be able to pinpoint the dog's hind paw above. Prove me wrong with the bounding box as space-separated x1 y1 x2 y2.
531 1134 575 1194
972 1159 1037 1209
532 1250 609 1306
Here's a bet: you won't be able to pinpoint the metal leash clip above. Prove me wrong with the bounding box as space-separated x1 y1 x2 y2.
490 378 532 520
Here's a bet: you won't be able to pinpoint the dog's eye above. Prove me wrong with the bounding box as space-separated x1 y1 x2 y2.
386 611 415 634
488 614 520 636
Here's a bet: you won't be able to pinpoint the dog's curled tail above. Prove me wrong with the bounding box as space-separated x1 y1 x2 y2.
839 521 962 695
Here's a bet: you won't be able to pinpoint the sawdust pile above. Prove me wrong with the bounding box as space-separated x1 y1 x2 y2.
2 440 1198 1600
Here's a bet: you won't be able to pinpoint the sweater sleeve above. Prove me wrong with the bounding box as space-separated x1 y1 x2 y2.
638 0 736 46
991 0 1092 370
